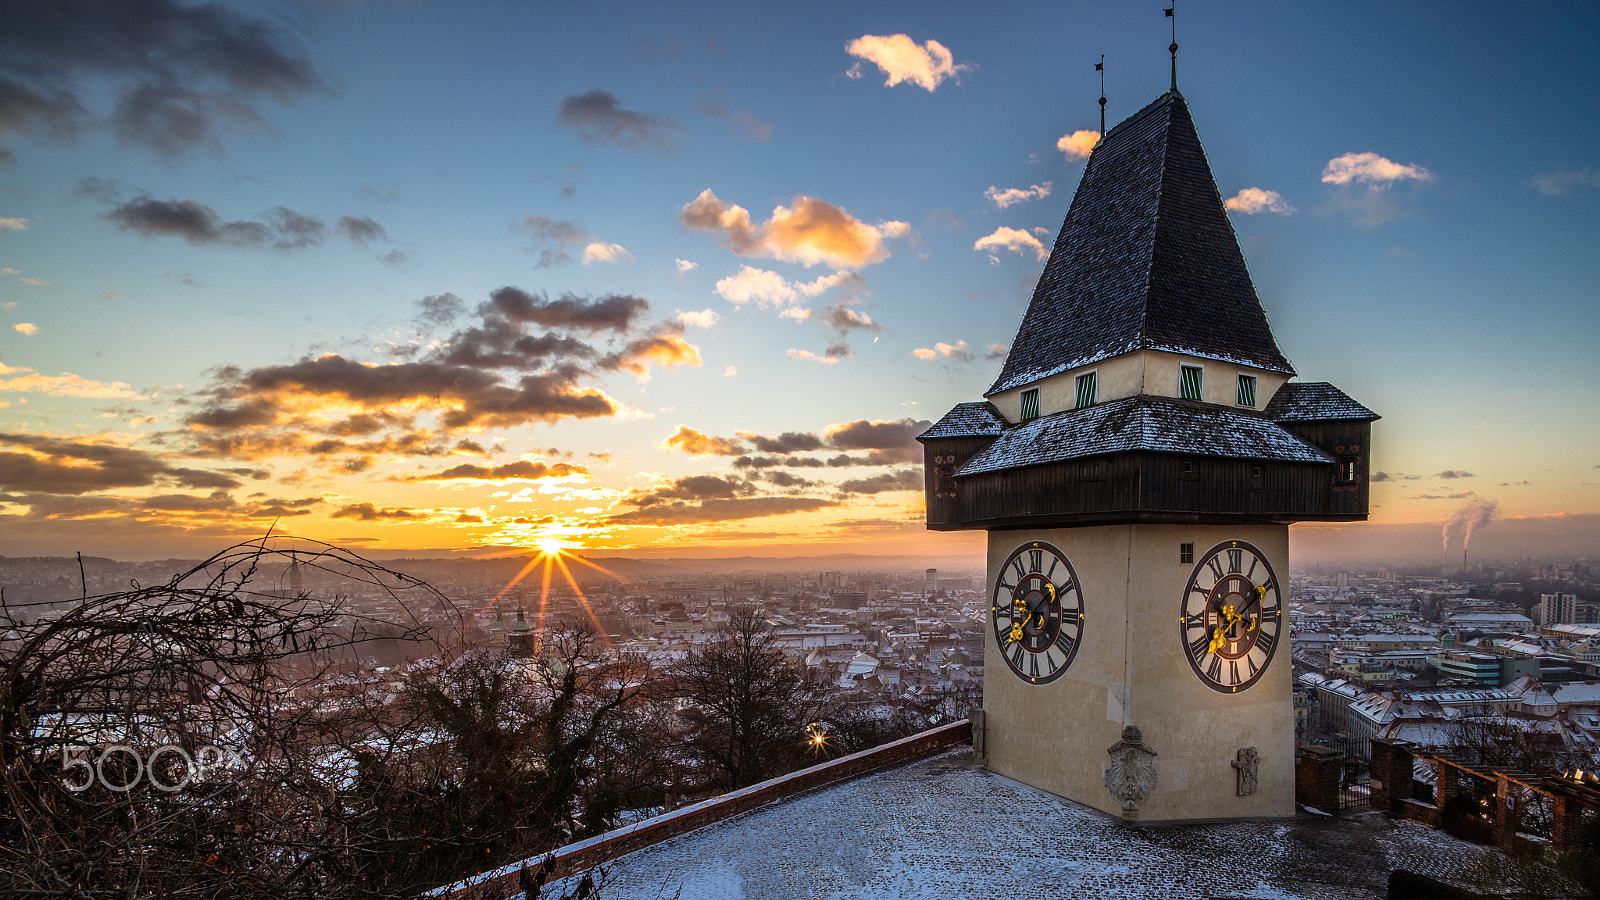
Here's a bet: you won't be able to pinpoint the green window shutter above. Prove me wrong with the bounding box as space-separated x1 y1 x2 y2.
1020 388 1040 421
1237 374 1257 407
1075 372 1097 409
1180 365 1203 400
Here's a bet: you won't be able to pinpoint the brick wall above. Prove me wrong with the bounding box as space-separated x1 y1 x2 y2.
1295 746 1341 813
438 720 972 899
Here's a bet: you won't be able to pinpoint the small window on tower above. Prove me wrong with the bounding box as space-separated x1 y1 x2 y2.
1075 372 1098 408
1337 456 1359 484
1180 365 1203 401
1020 388 1040 421
1237 374 1258 408
1180 543 1195 564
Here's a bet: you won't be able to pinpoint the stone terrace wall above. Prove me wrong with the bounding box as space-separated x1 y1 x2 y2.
438 720 972 899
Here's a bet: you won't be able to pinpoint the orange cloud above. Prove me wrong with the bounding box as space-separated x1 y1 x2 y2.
1056 130 1099 160
1225 188 1296 215
844 34 972 92
681 190 906 269
0 368 141 398
660 425 744 456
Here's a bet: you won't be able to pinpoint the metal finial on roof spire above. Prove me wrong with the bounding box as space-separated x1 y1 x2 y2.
1165 4 1178 92
1095 55 1106 135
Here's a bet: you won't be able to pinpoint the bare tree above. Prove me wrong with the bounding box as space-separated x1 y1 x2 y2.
666 608 823 791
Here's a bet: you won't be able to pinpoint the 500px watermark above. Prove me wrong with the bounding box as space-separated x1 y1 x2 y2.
61 744 245 793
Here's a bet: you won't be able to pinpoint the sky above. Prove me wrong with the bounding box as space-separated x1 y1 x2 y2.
1 0 1597 563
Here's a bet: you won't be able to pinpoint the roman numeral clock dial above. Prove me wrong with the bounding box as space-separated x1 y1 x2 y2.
1180 540 1283 693
992 541 1085 684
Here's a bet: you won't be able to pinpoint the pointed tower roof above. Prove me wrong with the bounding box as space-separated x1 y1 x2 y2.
988 92 1293 397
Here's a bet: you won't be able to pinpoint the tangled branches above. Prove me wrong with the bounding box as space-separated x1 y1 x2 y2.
1 538 457 899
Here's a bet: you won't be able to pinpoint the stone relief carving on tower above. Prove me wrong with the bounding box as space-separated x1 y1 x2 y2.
1103 725 1158 818
1233 747 1259 796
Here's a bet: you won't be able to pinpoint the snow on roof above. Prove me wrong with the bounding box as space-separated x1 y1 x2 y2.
957 394 1331 477
543 744 1499 900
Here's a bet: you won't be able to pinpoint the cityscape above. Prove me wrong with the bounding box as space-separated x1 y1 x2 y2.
3 1 1599 898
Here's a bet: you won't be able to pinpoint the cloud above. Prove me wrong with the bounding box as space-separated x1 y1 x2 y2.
665 418 929 475
722 366 737 377
682 190 906 269
838 468 922 495
911 340 972 363
0 0 322 161
985 182 1052 209
487 287 649 333
1321 152 1434 187
515 215 586 267
607 496 838 525
556 89 681 153
0 217 27 230
661 426 744 456
825 418 929 458
1409 490 1476 501
676 308 719 328
1225 188 1296 215
1056 130 1099 160
694 94 772 141
1318 155 1434 227
787 349 840 365
408 459 586 482
844 35 972 92
0 368 140 398
599 327 702 379
1370 471 1391 482
0 432 243 495
1436 470 1475 479
675 258 698 275
715 266 860 307
12 323 38 336
94 189 327 251
329 502 426 521
581 241 631 265
1532 168 1600 196
974 226 1047 264
336 215 387 246
180 287 702 467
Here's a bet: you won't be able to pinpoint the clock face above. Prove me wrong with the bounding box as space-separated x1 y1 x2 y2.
991 541 1084 684
1180 540 1283 693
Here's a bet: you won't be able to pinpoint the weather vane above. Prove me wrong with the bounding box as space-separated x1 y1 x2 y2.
1165 3 1179 92
1095 55 1106 134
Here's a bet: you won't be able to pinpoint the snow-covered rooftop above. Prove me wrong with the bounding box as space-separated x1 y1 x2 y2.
546 746 1505 899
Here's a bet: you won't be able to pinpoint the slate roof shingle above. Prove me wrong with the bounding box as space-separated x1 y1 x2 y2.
987 92 1294 398
1264 382 1381 422
918 401 1007 440
956 394 1333 477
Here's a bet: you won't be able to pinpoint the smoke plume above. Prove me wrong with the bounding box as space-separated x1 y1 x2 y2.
1442 499 1499 552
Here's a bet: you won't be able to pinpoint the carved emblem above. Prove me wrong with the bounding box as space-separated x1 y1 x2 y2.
1232 746 1259 796
1103 724 1158 817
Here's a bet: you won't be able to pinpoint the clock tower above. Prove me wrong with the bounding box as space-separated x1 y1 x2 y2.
921 90 1377 822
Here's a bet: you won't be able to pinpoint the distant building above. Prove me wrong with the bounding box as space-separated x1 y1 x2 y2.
924 568 937 598
1540 592 1584 626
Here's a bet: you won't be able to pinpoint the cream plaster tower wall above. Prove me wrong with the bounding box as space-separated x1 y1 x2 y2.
982 524 1294 821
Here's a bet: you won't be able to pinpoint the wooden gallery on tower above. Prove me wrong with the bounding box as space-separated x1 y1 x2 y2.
919 85 1378 823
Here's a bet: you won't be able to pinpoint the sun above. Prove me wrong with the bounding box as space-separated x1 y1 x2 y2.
535 537 565 557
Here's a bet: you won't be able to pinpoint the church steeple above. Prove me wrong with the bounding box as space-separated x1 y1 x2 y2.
988 93 1293 399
